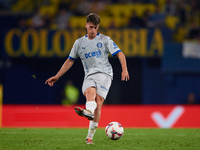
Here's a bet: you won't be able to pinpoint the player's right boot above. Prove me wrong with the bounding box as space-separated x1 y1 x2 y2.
86 138 94 145
74 106 94 120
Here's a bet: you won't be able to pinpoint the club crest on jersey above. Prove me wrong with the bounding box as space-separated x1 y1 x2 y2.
97 42 102 48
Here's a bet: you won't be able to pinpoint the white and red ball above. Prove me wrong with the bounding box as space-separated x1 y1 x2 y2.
105 121 124 140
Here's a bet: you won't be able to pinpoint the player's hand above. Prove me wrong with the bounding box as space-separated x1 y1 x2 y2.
45 76 58 87
121 70 129 81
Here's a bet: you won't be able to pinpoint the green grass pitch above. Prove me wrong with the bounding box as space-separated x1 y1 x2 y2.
0 128 199 150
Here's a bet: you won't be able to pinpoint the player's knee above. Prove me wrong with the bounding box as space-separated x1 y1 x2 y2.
84 87 96 101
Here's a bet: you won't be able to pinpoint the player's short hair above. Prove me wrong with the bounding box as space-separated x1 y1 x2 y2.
86 13 100 25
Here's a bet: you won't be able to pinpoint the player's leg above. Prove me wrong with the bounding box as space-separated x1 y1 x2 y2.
86 94 104 144
86 74 111 144
84 87 97 114
75 76 97 120
74 86 97 120
93 94 104 123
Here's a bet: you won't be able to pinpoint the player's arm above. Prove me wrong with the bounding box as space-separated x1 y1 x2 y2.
116 51 129 81
45 58 74 87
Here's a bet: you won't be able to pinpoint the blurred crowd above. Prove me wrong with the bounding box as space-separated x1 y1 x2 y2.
0 0 200 42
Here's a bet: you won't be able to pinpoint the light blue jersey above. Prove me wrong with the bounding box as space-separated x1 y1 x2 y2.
69 33 121 79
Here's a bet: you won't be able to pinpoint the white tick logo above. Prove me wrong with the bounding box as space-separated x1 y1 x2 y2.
151 106 185 128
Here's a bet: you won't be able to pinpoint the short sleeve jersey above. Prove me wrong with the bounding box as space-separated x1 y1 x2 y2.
69 33 121 79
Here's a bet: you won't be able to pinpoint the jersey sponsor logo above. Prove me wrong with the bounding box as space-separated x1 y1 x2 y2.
85 51 101 59
113 42 118 49
97 42 102 48
82 47 85 49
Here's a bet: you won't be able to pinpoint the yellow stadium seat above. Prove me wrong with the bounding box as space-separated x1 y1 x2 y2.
165 15 179 30
39 6 58 17
11 0 33 12
70 16 86 28
109 4 122 17
144 4 156 15
129 4 146 17
102 4 157 28
99 16 113 28
173 27 188 42
113 17 129 28
157 0 166 8
50 0 61 4
26 18 32 26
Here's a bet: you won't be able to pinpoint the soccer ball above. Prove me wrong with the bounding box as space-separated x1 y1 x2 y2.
105 121 124 140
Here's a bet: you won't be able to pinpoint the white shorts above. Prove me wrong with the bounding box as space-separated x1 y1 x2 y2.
82 73 112 100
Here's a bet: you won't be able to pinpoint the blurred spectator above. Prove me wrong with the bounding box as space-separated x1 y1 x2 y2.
62 80 80 105
147 4 165 28
114 0 156 4
188 0 199 29
74 0 92 16
142 9 151 27
69 0 82 13
175 0 188 26
187 93 197 104
43 14 51 29
54 8 72 30
187 19 200 40
74 0 106 16
163 0 176 16
127 10 146 28
58 0 72 10
31 10 44 29
189 0 199 16
90 0 106 14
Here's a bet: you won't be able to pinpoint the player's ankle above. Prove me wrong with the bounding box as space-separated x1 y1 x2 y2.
86 101 97 114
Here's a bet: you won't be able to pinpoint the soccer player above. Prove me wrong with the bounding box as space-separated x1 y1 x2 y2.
45 13 129 144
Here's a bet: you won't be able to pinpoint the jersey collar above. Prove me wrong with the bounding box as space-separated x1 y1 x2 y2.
85 32 100 37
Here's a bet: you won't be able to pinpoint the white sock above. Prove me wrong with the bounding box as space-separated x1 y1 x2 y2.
86 101 97 114
86 121 98 139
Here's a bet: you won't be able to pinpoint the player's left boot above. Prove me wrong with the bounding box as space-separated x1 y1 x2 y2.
82 109 94 120
86 138 94 145
74 106 84 116
74 106 94 120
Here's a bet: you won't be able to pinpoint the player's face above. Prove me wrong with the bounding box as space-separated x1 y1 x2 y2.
86 22 99 40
